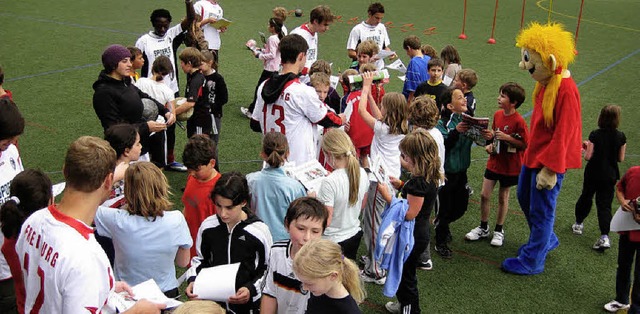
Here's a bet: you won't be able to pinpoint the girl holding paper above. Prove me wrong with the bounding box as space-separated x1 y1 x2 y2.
185 172 273 313
94 162 192 298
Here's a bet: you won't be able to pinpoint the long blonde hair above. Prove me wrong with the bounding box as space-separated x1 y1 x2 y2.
381 92 409 135
124 162 173 220
293 239 365 303
399 129 442 186
321 129 360 205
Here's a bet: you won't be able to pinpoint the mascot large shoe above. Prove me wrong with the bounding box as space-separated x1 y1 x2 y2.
501 22 582 275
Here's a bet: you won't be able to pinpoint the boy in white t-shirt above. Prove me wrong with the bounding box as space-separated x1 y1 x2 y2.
15 136 163 313
0 98 24 314
346 2 395 70
290 5 334 83
261 197 329 314
193 0 225 62
250 34 344 166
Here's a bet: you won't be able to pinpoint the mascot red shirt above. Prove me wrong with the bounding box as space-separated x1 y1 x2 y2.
502 22 582 275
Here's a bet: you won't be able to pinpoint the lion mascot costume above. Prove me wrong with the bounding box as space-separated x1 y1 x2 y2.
502 22 582 275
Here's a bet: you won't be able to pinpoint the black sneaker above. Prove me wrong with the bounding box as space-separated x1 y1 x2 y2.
435 244 453 259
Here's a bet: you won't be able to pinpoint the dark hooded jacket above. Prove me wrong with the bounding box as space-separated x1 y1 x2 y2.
250 73 342 132
92 71 167 154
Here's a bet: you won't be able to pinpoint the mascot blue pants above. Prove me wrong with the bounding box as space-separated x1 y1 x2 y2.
502 166 565 275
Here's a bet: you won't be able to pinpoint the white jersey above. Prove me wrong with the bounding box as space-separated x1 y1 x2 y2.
193 0 223 50
16 205 116 314
346 21 391 70
318 168 370 243
135 77 175 106
0 144 23 280
135 24 184 94
371 120 405 179
290 24 318 81
427 127 446 187
252 78 328 166
262 240 309 314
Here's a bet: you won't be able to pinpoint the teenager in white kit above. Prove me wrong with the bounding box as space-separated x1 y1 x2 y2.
250 34 343 166
16 136 163 313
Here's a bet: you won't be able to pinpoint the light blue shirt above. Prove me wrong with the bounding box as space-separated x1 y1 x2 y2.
247 167 307 241
94 207 192 292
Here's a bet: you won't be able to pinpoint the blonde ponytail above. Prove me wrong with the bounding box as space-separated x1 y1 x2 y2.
321 129 361 205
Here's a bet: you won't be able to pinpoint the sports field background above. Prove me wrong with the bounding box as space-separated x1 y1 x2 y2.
2 0 640 312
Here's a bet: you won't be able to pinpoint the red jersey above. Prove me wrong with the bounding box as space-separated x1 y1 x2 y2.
345 90 374 149
0 90 12 100
1 237 24 314
486 110 528 176
617 167 640 241
523 78 582 173
182 172 221 258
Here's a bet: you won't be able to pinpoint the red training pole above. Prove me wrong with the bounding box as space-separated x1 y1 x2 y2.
520 0 526 29
458 0 467 39
487 0 499 44
574 0 585 54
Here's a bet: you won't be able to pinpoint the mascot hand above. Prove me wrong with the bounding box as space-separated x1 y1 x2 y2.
536 167 557 190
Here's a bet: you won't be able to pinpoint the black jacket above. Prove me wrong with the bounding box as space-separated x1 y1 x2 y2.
92 71 167 153
187 210 272 313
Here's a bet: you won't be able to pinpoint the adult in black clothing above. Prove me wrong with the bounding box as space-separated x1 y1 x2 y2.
93 44 175 161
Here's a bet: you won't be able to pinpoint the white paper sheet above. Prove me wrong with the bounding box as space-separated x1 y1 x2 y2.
193 263 240 302
386 59 407 74
610 207 640 232
52 182 65 197
107 279 182 312
443 75 453 86
283 160 328 194
330 75 340 90
376 50 396 60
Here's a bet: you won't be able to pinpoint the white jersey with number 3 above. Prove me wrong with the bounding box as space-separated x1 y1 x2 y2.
252 78 328 165
16 205 115 314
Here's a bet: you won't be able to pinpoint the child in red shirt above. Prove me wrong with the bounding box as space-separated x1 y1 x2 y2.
344 64 384 167
465 82 528 247
604 166 640 312
181 134 221 258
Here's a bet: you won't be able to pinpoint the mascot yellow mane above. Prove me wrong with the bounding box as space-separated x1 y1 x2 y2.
516 22 575 126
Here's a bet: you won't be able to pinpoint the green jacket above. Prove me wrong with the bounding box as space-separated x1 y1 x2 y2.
436 113 473 173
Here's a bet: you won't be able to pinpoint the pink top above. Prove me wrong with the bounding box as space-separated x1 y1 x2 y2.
259 34 281 72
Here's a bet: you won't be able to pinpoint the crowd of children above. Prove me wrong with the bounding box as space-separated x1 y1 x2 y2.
0 2 636 314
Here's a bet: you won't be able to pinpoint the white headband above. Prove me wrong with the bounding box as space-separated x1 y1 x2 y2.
9 196 20 205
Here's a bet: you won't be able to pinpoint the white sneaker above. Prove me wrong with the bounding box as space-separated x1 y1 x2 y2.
360 270 386 285
572 223 584 235
385 301 401 314
491 230 505 247
593 236 611 250
465 226 490 241
604 300 629 312
240 107 252 119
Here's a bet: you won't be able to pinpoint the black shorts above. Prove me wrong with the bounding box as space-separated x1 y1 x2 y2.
484 169 519 187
